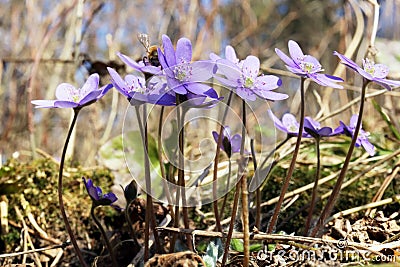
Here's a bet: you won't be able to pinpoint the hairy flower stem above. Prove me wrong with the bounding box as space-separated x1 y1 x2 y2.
240 100 250 267
58 108 88 267
267 77 306 234
157 107 174 215
221 182 241 267
304 137 321 236
311 80 369 237
176 97 193 251
135 106 161 260
219 159 231 218
213 91 234 232
125 200 140 247
90 205 118 267
221 99 248 267
250 139 261 229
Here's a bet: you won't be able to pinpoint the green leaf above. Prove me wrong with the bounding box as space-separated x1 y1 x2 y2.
372 99 400 140
249 243 263 252
230 238 244 252
98 131 162 198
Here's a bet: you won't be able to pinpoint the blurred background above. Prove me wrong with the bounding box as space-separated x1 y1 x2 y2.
1 0 399 165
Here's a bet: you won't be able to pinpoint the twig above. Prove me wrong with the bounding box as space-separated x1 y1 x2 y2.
328 195 400 223
0 196 8 235
320 149 400 201
156 226 384 254
366 0 380 57
8 220 61 245
50 248 64 267
321 0 365 118
0 243 69 259
318 89 386 122
27 1 77 159
366 160 400 216
14 207 42 267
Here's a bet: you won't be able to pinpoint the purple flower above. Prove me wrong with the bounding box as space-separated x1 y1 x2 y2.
333 52 400 90
212 126 242 158
117 52 161 75
107 67 176 106
267 110 312 138
157 34 214 96
304 117 333 139
332 114 375 156
275 40 343 89
215 56 287 101
210 45 240 65
31 74 112 109
83 177 118 207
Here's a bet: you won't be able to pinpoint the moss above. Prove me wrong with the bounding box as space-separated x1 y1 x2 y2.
0 157 118 260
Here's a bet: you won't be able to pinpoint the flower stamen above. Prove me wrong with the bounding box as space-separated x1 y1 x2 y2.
174 58 192 82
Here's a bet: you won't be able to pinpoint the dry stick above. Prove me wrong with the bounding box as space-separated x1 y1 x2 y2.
27 2 77 159
318 89 386 122
0 243 68 259
90 205 118 267
267 77 306 234
320 0 364 119
240 100 250 267
58 108 88 267
328 195 400 223
366 0 380 55
365 161 400 217
304 137 321 236
311 80 369 237
157 226 384 255
250 139 261 229
14 206 42 267
319 151 400 202
213 91 234 233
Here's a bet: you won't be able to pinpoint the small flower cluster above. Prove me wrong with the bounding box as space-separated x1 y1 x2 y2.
30 33 400 265
268 111 375 155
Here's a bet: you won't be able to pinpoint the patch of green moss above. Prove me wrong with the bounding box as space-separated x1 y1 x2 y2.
0 157 118 257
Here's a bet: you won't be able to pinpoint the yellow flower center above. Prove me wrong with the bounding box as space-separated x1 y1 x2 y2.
244 77 254 88
303 62 314 73
363 59 375 75
174 58 192 82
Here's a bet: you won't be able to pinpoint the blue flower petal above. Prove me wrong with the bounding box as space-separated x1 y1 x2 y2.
176 37 192 63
